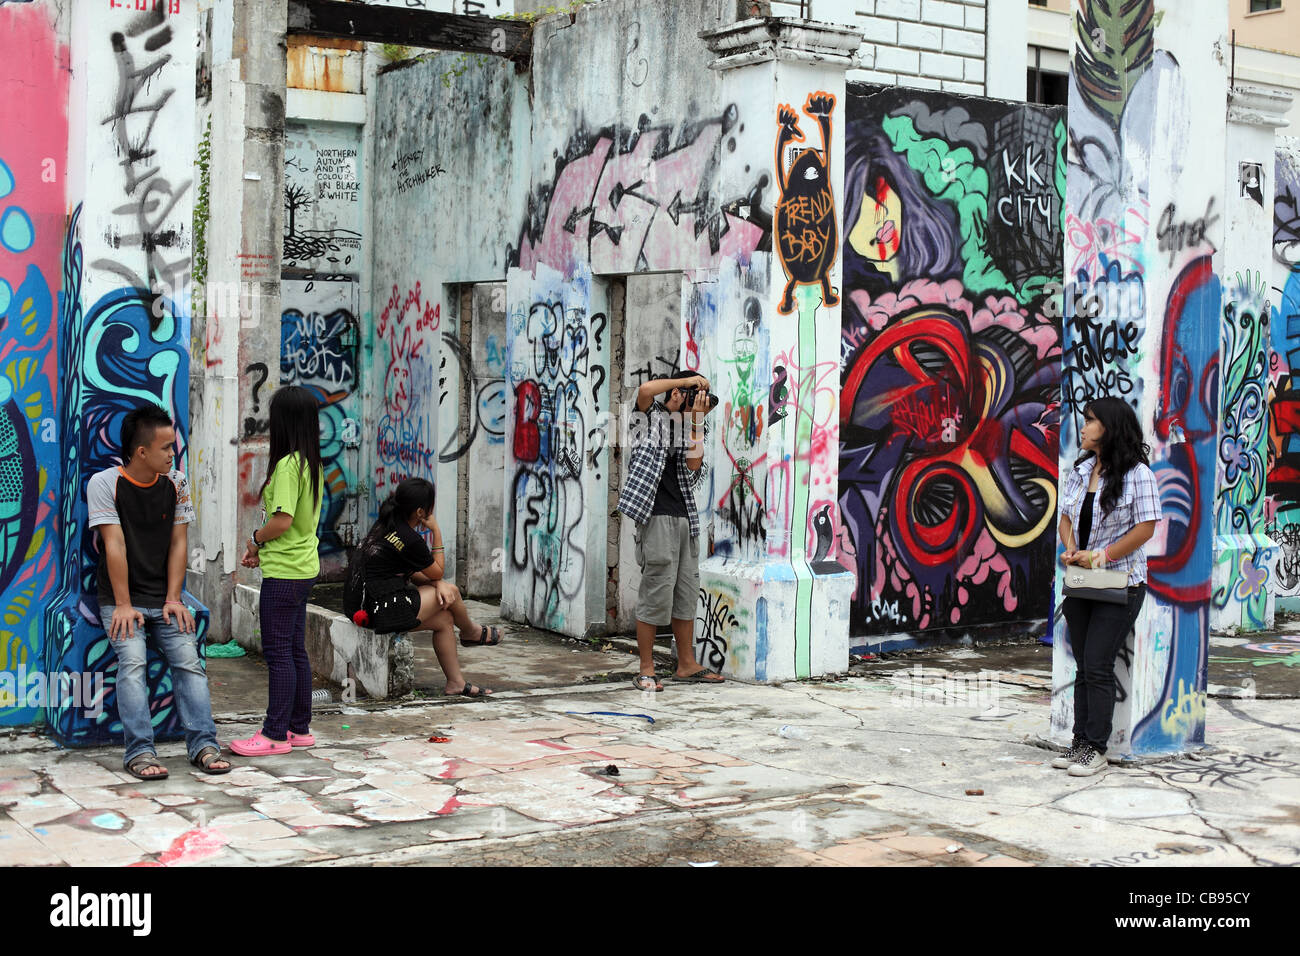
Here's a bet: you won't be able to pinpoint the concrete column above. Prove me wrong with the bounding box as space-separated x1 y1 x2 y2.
1269 137 1300 609
1212 85 1291 634
465 282 507 598
698 18 859 682
501 264 611 638
0 0 69 728
198 0 287 648
1055 0 1228 756
46 0 199 745
985 0 1027 101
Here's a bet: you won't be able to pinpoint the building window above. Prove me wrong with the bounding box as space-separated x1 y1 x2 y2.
1250 0 1281 12
1027 68 1067 106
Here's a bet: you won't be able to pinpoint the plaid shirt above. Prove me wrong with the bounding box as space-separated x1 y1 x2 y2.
1061 457 1163 586
617 400 702 538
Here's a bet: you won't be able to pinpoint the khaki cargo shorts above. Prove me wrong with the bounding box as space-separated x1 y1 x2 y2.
634 515 698 627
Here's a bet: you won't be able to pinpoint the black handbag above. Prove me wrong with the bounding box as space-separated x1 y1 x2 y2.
1062 567 1129 604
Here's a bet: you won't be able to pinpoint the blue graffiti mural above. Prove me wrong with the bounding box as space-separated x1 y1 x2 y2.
0 157 58 727
281 303 359 555
42 205 210 746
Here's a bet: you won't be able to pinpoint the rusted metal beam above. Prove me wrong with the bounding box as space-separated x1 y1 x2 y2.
287 0 532 63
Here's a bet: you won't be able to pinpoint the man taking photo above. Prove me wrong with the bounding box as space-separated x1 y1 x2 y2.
617 372 725 692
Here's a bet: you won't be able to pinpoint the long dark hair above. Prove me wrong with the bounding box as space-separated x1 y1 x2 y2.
345 478 436 616
259 386 323 505
1074 397 1151 515
842 125 962 284
360 478 436 552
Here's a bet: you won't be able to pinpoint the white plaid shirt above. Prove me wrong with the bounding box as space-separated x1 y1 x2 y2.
1061 457 1163 586
616 400 702 538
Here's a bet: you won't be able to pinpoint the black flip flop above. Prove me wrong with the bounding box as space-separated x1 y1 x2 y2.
446 683 493 698
460 625 503 647
674 668 724 683
190 746 233 775
126 754 170 781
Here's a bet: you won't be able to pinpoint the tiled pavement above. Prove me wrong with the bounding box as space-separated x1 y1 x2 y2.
3 634 1299 867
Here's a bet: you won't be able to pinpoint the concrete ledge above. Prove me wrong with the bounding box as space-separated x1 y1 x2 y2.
233 584 414 699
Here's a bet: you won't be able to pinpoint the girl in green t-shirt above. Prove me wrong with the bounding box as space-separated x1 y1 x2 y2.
232 386 324 757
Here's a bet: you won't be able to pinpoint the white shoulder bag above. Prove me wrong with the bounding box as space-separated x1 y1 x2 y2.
1062 566 1129 604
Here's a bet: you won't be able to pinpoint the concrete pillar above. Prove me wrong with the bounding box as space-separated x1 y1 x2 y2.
197 0 287 648
501 264 612 638
465 282 507 598
698 18 859 681
45 0 200 745
0 0 69 728
1055 0 1227 756
1270 137 1300 609
1211 85 1291 634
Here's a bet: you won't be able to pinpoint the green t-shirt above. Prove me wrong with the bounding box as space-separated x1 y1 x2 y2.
259 452 322 580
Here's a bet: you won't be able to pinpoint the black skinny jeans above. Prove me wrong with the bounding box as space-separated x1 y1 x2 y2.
1061 585 1147 753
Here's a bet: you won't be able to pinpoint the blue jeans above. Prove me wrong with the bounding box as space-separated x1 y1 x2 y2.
99 605 219 767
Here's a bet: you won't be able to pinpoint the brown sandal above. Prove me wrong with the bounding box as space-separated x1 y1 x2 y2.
126 754 169 781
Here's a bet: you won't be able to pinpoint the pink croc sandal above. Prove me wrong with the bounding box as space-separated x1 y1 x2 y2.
287 731 315 748
229 731 291 756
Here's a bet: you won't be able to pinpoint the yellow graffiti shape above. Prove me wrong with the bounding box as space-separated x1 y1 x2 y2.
1159 679 1206 739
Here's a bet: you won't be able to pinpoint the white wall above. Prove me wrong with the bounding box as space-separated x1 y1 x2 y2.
798 0 993 95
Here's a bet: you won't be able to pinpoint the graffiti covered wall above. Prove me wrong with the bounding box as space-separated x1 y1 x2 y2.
1054 0 1226 756
280 277 361 579
838 86 1065 642
370 51 527 581
42 0 204 745
504 1 786 640
1208 86 1287 634
283 122 364 275
503 264 609 633
0 0 68 726
1270 140 1300 605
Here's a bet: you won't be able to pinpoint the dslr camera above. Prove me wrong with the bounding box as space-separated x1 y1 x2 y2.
680 384 719 411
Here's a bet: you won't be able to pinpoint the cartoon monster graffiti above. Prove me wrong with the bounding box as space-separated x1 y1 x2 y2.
775 92 839 315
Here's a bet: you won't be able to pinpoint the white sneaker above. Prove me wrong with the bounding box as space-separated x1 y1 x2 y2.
1068 745 1108 776
1051 738 1085 769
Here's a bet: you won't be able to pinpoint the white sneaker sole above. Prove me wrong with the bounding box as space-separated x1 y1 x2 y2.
1067 761 1107 777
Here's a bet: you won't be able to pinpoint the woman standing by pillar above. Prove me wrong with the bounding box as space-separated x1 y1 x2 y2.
232 386 324 756
1055 397 1162 776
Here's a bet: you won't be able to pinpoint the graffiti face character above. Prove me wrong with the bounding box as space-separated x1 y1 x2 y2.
848 175 903 277
775 92 840 315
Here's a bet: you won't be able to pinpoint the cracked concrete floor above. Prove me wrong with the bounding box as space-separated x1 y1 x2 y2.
2 638 1298 866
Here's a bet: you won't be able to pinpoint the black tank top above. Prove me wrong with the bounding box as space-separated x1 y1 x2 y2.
1079 492 1096 551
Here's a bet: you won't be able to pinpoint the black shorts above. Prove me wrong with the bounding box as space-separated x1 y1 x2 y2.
368 586 422 634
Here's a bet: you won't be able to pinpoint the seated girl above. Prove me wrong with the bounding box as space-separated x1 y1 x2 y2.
344 477 502 697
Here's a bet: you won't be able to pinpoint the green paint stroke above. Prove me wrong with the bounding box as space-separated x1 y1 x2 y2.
1054 117 1067 236
881 115 1047 306
792 283 819 679
1216 271 1269 540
